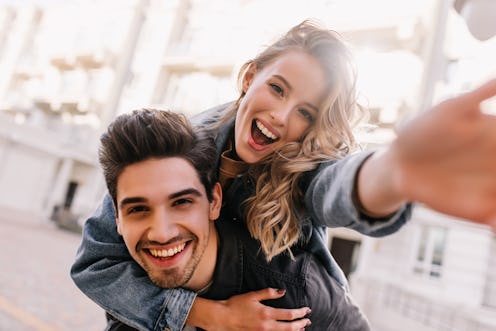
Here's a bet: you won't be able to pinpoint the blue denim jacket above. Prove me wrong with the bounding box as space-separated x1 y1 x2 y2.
71 103 411 331
105 213 372 331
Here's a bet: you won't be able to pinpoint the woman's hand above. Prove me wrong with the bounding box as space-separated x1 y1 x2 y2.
187 288 312 331
390 79 496 227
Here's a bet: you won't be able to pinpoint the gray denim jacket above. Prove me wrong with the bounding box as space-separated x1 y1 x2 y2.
71 103 411 331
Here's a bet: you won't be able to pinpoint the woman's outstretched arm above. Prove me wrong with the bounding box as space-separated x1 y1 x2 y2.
358 78 496 227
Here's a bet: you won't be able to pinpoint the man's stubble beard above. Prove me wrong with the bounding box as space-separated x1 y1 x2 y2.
141 229 210 289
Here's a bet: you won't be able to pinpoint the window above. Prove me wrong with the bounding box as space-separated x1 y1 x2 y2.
413 226 447 278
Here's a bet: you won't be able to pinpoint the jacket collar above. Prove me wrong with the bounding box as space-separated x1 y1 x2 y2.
202 218 244 299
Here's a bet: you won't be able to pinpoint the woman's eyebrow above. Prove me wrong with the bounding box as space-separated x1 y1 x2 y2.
273 74 292 90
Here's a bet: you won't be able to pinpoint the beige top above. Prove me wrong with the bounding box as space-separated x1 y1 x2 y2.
218 142 248 190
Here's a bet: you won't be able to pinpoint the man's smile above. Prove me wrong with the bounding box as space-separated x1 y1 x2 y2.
147 242 187 258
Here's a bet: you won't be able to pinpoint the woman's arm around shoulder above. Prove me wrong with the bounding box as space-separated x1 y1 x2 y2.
188 289 311 331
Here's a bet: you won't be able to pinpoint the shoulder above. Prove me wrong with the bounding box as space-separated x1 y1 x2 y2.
190 101 235 128
309 151 373 182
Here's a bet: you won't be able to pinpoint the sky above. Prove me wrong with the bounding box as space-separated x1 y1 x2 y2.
0 0 65 6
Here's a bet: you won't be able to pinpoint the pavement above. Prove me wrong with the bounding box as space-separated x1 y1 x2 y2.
0 213 106 331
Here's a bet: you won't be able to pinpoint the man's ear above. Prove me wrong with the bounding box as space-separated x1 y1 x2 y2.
115 215 123 235
209 182 222 221
113 203 123 235
242 62 257 94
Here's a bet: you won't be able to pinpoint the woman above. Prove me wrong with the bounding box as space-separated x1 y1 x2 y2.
71 20 496 331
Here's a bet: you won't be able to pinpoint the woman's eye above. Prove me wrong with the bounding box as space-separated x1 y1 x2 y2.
299 108 314 122
269 83 283 96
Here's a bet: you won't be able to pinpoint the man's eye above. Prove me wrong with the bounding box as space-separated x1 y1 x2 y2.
269 83 283 96
299 108 314 122
127 206 148 214
173 198 193 206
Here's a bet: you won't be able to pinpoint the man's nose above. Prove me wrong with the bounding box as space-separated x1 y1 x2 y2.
147 209 179 243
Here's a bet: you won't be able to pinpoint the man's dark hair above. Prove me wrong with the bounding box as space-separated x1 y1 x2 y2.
99 108 217 209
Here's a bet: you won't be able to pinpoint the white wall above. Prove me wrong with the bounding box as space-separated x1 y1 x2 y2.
442 225 492 306
351 206 496 331
483 239 496 308
0 141 58 215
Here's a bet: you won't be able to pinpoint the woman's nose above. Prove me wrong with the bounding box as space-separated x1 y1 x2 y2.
270 106 292 126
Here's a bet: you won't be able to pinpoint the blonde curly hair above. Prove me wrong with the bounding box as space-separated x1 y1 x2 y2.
217 20 365 261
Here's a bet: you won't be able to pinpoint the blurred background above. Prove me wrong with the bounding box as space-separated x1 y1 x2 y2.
0 0 495 330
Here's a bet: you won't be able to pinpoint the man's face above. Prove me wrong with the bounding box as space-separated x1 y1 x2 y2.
115 157 221 289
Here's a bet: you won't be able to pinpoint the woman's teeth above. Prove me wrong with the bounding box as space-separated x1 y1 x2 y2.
255 120 277 140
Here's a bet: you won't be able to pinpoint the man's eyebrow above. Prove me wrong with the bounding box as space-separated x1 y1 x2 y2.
119 197 147 209
169 188 203 200
118 188 203 209
273 74 319 113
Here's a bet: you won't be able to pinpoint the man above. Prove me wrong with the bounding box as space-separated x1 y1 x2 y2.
96 108 370 330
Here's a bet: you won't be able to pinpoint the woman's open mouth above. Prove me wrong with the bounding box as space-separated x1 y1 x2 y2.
251 120 279 145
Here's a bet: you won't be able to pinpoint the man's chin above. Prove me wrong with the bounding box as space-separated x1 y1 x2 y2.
151 278 179 288
148 270 185 288
147 265 199 289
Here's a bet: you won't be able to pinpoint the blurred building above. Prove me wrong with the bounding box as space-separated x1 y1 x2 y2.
0 0 494 330
351 206 496 331
0 0 428 228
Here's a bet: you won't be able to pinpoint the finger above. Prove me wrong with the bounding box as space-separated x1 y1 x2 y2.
462 78 496 105
267 306 312 321
249 288 287 301
271 318 311 331
489 214 496 232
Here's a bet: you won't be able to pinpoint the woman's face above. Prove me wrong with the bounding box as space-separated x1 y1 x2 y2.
234 50 328 164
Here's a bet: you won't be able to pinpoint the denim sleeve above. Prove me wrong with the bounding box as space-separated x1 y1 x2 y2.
305 151 412 236
70 194 196 331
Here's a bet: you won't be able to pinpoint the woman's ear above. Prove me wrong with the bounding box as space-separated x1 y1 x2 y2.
242 62 257 93
209 182 223 221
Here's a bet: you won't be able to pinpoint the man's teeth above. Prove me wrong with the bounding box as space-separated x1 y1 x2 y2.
255 120 277 140
149 242 186 258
